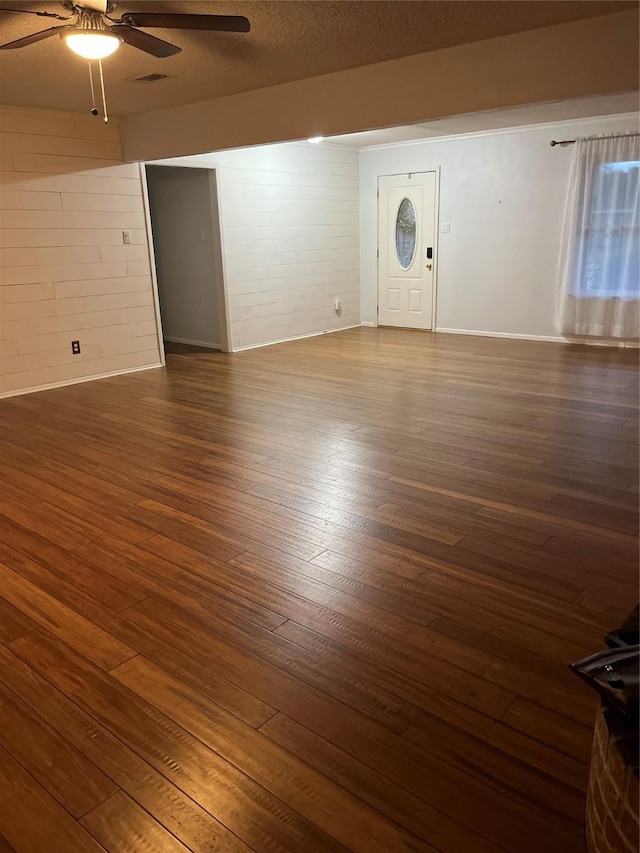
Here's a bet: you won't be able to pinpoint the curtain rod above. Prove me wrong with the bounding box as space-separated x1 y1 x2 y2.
550 131 639 148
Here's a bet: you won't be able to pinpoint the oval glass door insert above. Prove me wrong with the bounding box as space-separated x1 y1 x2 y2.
395 197 417 270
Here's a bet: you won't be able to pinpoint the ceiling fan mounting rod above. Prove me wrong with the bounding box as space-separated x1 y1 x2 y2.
75 8 108 31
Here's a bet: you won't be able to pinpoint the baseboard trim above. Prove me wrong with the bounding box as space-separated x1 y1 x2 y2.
232 324 361 352
164 336 222 350
0 362 163 400
435 328 638 347
435 328 566 343
360 321 377 327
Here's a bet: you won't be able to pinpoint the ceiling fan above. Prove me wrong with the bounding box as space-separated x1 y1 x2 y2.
0 1 250 59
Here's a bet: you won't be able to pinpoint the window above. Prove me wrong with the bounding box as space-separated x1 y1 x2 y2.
395 197 417 270
558 133 639 339
578 160 640 298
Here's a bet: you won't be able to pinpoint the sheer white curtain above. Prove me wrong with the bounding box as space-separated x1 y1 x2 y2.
557 132 640 340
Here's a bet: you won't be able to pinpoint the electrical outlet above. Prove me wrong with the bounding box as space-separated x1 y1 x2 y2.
334 298 342 315
122 229 132 244
71 340 81 355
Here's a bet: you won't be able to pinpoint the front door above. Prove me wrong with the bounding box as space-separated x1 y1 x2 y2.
377 172 436 329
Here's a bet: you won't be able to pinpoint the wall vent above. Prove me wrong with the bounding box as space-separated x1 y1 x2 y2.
128 73 171 83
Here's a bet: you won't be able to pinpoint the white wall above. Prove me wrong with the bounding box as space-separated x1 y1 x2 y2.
0 106 161 397
359 112 640 340
146 166 221 349
166 142 360 350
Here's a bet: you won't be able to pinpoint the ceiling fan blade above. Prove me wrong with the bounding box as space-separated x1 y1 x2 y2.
0 26 63 49
0 7 70 19
109 24 181 57
119 13 250 33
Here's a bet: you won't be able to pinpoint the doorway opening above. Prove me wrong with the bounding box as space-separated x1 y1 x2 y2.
377 170 438 330
144 165 230 356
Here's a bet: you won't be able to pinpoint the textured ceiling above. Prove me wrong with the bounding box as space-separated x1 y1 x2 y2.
0 0 636 117
327 93 640 148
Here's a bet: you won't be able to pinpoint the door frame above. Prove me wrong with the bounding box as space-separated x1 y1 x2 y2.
141 161 232 358
139 162 166 365
376 167 441 330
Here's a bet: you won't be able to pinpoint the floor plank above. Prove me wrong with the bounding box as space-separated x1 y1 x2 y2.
10 630 349 853
0 743 105 853
112 655 433 853
0 328 637 852
80 790 191 853
0 646 249 853
0 679 117 818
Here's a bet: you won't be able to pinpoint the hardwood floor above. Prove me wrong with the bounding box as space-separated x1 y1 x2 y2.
0 327 637 853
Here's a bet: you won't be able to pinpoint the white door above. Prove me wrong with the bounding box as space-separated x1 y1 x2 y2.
378 172 437 329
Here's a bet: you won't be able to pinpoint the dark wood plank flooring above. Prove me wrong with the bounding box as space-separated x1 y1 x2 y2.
0 327 638 853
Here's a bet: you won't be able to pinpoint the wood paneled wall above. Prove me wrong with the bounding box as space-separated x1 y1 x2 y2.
0 106 162 397
187 142 360 350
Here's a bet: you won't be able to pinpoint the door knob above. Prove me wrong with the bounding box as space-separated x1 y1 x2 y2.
426 262 432 270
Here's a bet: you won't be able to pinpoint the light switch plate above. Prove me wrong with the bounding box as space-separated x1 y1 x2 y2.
441 222 451 233
122 230 132 244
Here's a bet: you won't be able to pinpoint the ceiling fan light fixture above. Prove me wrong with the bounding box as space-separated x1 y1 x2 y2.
63 30 122 59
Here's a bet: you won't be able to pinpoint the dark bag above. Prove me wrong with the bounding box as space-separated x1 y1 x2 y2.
569 645 639 726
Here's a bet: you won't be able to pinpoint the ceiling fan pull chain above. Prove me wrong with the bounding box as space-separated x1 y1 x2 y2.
98 57 109 123
88 60 98 116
